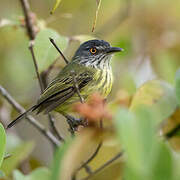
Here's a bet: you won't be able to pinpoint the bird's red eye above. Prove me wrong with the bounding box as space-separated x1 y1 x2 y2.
90 48 97 54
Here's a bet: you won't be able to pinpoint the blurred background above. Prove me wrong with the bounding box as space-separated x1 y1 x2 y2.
0 0 180 166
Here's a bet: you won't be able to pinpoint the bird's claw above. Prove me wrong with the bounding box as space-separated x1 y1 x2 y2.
66 117 88 133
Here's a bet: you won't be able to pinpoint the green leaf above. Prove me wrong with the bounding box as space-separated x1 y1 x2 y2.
115 107 157 179
130 80 178 123
175 69 180 105
0 123 6 168
50 0 62 14
28 168 50 180
34 28 68 73
1 142 34 176
13 168 51 180
51 140 71 180
151 143 173 180
115 106 174 180
173 153 180 180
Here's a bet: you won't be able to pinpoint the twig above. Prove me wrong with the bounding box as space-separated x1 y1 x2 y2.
73 143 102 178
19 0 36 40
29 44 64 142
49 38 69 64
0 85 60 147
71 70 84 103
80 151 124 180
48 38 83 136
29 40 64 143
77 142 102 172
73 121 103 179
29 41 44 93
84 165 92 174
48 113 65 142
19 0 64 142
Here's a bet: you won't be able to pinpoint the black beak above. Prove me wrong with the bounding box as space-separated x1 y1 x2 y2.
106 47 124 54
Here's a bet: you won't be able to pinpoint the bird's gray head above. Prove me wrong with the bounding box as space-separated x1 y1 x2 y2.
72 39 123 69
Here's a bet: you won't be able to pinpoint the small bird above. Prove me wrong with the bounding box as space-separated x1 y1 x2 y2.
7 39 123 128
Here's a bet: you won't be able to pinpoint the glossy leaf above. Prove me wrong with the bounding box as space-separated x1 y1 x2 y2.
0 123 6 168
130 80 177 123
34 28 68 73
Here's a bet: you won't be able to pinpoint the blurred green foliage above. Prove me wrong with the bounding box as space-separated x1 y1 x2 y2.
0 0 180 179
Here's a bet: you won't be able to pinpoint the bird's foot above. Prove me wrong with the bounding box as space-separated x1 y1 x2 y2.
65 115 88 134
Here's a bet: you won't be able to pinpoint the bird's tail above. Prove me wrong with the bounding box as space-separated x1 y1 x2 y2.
7 105 37 129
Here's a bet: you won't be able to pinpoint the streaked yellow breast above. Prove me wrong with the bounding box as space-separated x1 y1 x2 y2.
55 67 113 113
90 67 113 98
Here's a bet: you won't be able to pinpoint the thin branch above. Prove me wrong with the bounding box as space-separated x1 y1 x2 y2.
18 0 64 145
19 0 36 40
84 165 92 174
48 113 65 142
77 142 102 172
73 120 103 179
49 38 69 64
29 42 64 142
81 151 124 180
71 70 84 103
29 40 65 143
29 41 44 93
48 38 85 136
0 85 60 147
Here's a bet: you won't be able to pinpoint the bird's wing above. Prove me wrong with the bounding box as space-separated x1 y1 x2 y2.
34 63 95 114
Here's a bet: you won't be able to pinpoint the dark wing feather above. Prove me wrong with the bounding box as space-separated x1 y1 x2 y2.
7 63 95 128
33 65 94 114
